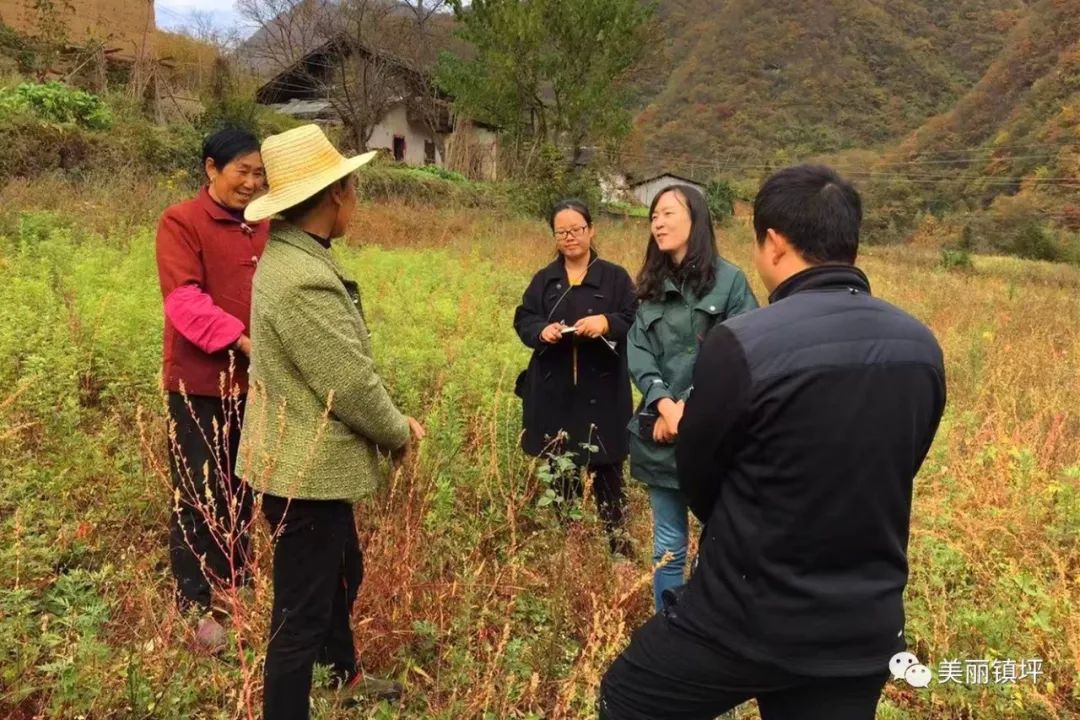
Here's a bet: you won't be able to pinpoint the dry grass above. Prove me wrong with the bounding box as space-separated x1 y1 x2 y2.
0 192 1076 719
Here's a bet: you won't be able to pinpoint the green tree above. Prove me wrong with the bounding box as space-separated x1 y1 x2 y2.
439 0 656 176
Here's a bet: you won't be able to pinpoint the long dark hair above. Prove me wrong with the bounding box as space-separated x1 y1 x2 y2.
636 185 718 302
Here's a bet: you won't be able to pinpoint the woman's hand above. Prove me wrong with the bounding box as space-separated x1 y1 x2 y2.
652 414 676 444
406 416 427 441
540 322 566 344
234 334 252 357
656 398 685 437
574 315 609 339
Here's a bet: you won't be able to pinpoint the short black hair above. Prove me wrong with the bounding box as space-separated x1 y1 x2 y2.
549 198 592 230
202 127 261 171
279 174 353 222
753 165 861 264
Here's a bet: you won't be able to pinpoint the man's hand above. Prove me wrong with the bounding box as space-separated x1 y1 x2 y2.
574 315 609 339
540 322 566 344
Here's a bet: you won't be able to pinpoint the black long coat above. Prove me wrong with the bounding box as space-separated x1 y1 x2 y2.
513 254 637 466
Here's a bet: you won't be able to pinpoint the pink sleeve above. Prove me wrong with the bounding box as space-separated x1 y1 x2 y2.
164 284 245 354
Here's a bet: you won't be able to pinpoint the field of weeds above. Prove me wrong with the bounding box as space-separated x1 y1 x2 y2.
0 186 1077 719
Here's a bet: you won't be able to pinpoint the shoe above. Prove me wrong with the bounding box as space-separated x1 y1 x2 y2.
193 615 227 655
339 673 403 705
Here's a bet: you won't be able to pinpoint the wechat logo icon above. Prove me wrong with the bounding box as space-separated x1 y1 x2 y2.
890 652 933 688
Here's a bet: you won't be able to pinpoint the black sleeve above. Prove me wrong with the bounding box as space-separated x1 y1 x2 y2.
603 267 638 341
677 325 753 522
513 271 549 349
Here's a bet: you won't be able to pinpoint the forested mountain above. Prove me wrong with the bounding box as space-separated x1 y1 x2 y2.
624 0 1079 258
863 0 1080 251
624 0 1029 175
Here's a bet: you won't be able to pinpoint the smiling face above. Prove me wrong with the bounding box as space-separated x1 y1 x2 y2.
650 190 693 265
552 208 594 262
206 150 265 210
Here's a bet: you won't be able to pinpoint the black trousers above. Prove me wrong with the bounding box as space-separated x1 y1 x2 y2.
262 494 363 720
167 392 252 614
599 611 888 720
554 462 630 554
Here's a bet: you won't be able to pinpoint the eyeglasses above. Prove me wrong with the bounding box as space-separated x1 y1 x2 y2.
554 225 589 240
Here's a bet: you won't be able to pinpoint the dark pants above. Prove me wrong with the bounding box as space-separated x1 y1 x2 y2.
599 611 888 720
555 462 630 555
262 494 363 720
167 391 252 614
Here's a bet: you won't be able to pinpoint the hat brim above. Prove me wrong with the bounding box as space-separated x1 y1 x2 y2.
244 150 378 223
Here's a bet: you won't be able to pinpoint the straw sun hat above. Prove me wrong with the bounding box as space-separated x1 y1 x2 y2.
244 124 377 222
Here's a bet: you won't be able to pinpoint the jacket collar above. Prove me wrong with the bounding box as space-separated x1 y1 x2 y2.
197 186 243 223
197 187 268 237
768 264 871 304
270 221 346 277
660 259 724 308
540 250 602 289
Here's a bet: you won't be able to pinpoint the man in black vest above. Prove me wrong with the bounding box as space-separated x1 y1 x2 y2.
599 165 947 720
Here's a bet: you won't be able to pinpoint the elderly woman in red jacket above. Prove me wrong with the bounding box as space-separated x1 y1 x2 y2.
155 128 268 651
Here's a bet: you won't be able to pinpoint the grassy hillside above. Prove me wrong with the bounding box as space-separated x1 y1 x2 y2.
624 0 1028 174
860 0 1080 258
0 184 1077 718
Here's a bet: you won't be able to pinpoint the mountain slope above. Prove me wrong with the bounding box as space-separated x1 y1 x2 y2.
624 0 1028 176
862 0 1080 255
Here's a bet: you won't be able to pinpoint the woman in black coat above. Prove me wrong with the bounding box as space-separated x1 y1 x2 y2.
513 199 637 555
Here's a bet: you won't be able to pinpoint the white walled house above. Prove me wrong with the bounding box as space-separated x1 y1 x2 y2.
253 35 499 180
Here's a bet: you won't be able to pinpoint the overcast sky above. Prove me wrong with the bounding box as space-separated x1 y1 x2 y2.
155 0 245 34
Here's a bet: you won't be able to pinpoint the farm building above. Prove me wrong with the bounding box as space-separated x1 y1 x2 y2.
629 173 707 207
244 3 499 180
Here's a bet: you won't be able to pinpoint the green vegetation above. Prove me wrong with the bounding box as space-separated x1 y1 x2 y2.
440 0 656 170
704 178 737 223
0 81 112 128
0 199 1076 718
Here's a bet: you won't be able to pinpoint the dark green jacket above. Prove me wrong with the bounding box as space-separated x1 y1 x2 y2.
627 258 758 488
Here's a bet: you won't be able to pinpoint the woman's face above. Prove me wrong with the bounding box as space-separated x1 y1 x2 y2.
651 191 693 264
553 208 594 262
206 151 265 210
331 175 358 238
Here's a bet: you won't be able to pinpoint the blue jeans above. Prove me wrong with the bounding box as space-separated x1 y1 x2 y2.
648 486 688 612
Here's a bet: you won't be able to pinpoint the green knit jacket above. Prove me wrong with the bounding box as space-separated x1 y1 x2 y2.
236 223 410 501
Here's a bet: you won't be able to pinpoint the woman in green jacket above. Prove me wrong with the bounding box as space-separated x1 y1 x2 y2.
627 185 759 611
237 125 424 719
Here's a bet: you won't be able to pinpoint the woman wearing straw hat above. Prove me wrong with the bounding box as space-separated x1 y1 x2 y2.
237 125 425 718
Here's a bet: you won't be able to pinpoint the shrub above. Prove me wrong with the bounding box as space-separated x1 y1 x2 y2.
0 82 112 129
941 248 973 271
0 119 103 178
198 98 301 141
356 166 507 209
1013 222 1061 262
704 178 737 223
415 164 468 183
509 143 602 218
